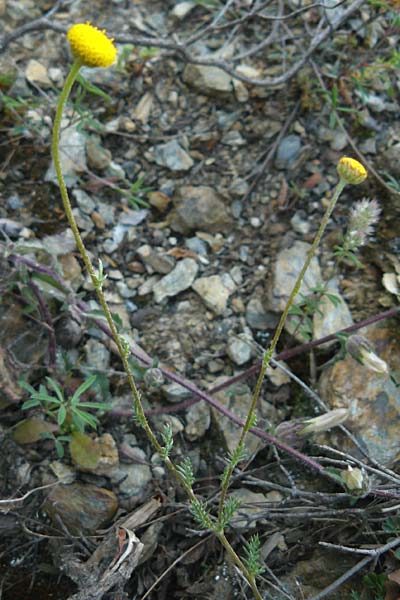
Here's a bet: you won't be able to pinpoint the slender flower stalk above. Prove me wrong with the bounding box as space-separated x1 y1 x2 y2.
218 158 367 526
53 23 263 599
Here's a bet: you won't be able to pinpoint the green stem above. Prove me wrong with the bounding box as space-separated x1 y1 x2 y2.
217 532 263 600
53 61 263 600
218 179 347 522
52 60 160 455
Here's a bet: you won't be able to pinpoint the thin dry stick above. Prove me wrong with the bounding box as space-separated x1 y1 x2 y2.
140 535 212 600
310 60 400 198
308 537 400 600
0 0 366 87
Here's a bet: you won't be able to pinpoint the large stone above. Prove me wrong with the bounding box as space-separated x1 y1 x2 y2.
318 320 400 467
312 278 353 342
45 121 86 186
25 59 52 89
153 258 198 303
169 186 233 234
183 64 233 97
154 139 194 171
44 483 118 535
192 274 236 315
270 241 323 312
212 380 263 456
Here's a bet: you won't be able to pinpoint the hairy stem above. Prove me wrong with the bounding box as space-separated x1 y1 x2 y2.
218 178 347 523
53 61 263 599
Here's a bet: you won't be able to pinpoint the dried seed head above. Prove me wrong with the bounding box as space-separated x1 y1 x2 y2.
337 157 367 185
67 23 117 68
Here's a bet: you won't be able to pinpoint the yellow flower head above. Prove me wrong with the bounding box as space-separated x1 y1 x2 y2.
337 156 367 185
67 23 117 68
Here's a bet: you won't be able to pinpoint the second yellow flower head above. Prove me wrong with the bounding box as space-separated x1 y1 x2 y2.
337 156 367 185
67 23 117 68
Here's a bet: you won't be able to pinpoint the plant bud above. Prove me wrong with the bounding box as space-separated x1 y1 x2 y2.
276 408 349 447
342 466 367 492
300 408 349 435
346 335 389 375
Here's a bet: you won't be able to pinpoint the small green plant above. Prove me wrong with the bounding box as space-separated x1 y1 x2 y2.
362 572 386 600
115 44 134 73
288 284 341 341
243 534 265 578
317 83 360 129
114 175 152 209
20 375 109 457
381 171 400 193
71 72 112 132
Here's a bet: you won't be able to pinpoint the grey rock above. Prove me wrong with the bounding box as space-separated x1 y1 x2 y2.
290 211 311 235
45 122 86 186
221 130 246 146
227 335 252 365
185 237 208 256
231 489 267 529
154 139 194 171
275 135 301 169
150 414 184 437
137 244 175 274
84 338 110 371
192 273 236 315
116 280 137 299
86 135 112 170
115 460 152 499
153 258 198 303
185 402 211 441
162 382 192 403
246 297 271 330
330 131 348 151
73 189 95 214
170 186 233 234
72 207 94 232
212 380 263 455
312 279 353 342
170 1 196 19
25 59 52 89
319 320 400 467
270 241 323 312
230 177 249 197
183 64 232 97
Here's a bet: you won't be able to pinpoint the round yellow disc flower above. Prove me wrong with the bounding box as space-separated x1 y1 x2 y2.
67 23 117 68
337 156 367 185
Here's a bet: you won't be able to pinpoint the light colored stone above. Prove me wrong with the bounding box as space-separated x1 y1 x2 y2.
231 489 267 529
318 320 400 467
25 59 52 88
45 121 86 186
86 135 112 170
192 273 236 315
132 92 154 124
170 186 232 234
212 380 263 456
185 402 211 440
227 335 252 365
183 64 233 97
270 241 323 312
312 279 353 342
153 258 198 303
154 139 194 171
